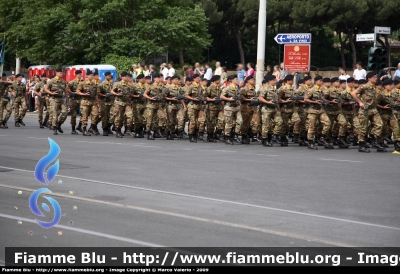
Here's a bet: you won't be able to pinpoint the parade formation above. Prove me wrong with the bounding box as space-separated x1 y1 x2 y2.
0 69 399 153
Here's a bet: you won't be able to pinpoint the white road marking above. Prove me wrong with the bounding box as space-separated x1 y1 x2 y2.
320 158 362 163
0 213 163 247
1 165 399 232
253 154 278 156
27 137 47 139
76 140 160 148
214 150 237 153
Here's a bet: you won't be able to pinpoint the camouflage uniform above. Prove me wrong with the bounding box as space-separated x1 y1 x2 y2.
0 82 12 125
67 78 84 127
132 82 146 133
34 81 47 124
240 84 260 136
111 80 132 130
144 83 166 132
292 85 309 140
392 87 400 120
278 84 295 138
259 85 283 138
305 85 331 141
77 79 99 128
10 82 27 122
165 84 185 133
356 82 382 143
44 83 53 128
205 83 224 136
376 89 400 143
47 77 68 127
221 84 242 136
340 87 358 137
323 87 348 140
98 79 114 129
185 82 206 135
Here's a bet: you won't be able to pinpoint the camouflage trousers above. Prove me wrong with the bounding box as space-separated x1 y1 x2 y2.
69 99 81 126
240 104 260 135
261 107 282 138
37 98 46 123
292 110 307 137
113 103 131 129
342 111 358 136
134 103 146 132
280 111 294 136
99 101 113 128
144 104 166 132
123 103 135 128
326 113 348 138
46 99 52 123
307 112 331 141
80 99 99 127
206 104 224 134
50 98 67 127
166 103 185 132
357 109 382 142
379 112 400 142
158 104 167 128
13 96 27 121
109 105 116 124
187 106 206 134
0 98 12 122
224 106 242 136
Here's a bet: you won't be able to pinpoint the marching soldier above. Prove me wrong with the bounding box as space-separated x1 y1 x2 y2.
44 68 69 135
185 74 206 142
277 75 295 146
220 74 242 145
323 77 349 148
164 76 186 140
97 72 114 136
292 77 310 146
143 73 166 140
205 75 224 142
132 74 146 138
304 76 332 150
76 71 100 136
351 72 385 153
67 70 84 134
376 79 400 151
10 74 28 127
110 72 132 138
340 77 358 145
33 73 48 128
0 73 13 128
240 76 260 144
392 80 400 121
258 76 283 147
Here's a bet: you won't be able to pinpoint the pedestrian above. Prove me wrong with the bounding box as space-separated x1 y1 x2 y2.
237 63 246 83
265 65 273 77
394 62 400 80
220 67 228 85
144 65 150 76
214 61 222 76
168 62 176 77
161 63 169 81
353 61 366 80
244 62 255 80
203 63 212 81
280 62 288 80
339 68 350 81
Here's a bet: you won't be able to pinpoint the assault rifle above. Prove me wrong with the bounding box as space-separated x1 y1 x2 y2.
249 99 261 106
310 98 332 106
105 93 114 98
288 96 304 101
176 95 186 100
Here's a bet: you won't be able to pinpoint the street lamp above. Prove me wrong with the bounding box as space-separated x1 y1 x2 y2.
256 0 267 91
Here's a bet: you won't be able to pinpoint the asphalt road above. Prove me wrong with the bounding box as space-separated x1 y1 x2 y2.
1 113 400 264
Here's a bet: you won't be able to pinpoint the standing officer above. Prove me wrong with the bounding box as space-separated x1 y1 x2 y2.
164 76 186 140
0 73 13 128
10 74 27 127
143 73 166 140
67 70 84 134
76 71 100 136
351 72 385 153
277 75 295 146
132 74 146 138
304 76 332 150
292 76 311 146
185 74 206 142
33 73 48 128
97 72 114 136
110 72 132 138
376 79 400 151
220 74 242 144
240 76 260 144
205 75 224 142
45 68 69 135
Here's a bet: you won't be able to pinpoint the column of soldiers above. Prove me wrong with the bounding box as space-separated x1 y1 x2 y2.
1 69 399 153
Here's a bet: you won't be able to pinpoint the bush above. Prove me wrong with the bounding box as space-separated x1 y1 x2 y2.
101 54 141 74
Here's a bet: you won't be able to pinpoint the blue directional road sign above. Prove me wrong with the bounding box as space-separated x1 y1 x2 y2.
274 33 312 44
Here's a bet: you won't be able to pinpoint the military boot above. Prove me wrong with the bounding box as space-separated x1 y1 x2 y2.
308 140 318 150
394 141 400 152
153 130 162 138
292 134 300 143
232 133 241 143
76 121 82 132
53 127 58 135
272 134 279 143
189 134 197 143
241 135 250 144
320 135 334 149
88 125 94 134
333 137 339 146
102 128 109 136
82 126 91 136
111 124 116 132
280 136 288 147
42 117 49 128
352 136 358 146
3 121 8 128
166 131 174 140
198 132 206 141
358 142 370 153
147 131 154 140
160 128 167 137
19 119 25 126
263 134 273 147
0 122 5 129
299 137 307 146
71 125 78 135
57 123 64 133
385 137 394 144
125 126 133 137
116 128 123 138
371 136 387 152
224 135 233 145
107 123 113 135
171 130 178 139
338 137 349 148
207 133 215 142
15 121 20 127
39 121 44 128
177 130 183 140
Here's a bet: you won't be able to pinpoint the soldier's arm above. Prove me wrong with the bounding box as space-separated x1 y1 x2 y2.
304 89 321 105
45 81 56 95
220 88 234 101
33 83 41 97
205 86 215 101
240 88 252 101
185 86 199 101
97 83 106 97
143 86 155 100
351 87 364 108
76 83 89 96
375 94 390 109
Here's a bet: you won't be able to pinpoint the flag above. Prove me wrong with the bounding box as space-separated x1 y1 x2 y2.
0 41 5 64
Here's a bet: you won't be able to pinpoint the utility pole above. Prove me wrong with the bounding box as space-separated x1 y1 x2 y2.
256 0 267 91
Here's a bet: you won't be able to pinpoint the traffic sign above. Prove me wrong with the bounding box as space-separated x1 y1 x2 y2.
283 45 311 72
274 33 311 44
356 33 375 42
374 26 391 35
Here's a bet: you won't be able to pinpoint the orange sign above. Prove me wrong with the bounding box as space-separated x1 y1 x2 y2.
284 44 311 72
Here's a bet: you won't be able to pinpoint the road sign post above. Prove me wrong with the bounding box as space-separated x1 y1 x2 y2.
356 33 376 42
374 26 391 35
274 33 311 44
283 45 311 72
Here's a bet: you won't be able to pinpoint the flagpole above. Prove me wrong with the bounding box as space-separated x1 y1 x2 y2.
0 32 5 75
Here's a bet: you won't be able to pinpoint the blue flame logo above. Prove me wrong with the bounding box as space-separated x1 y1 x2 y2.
29 138 62 229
